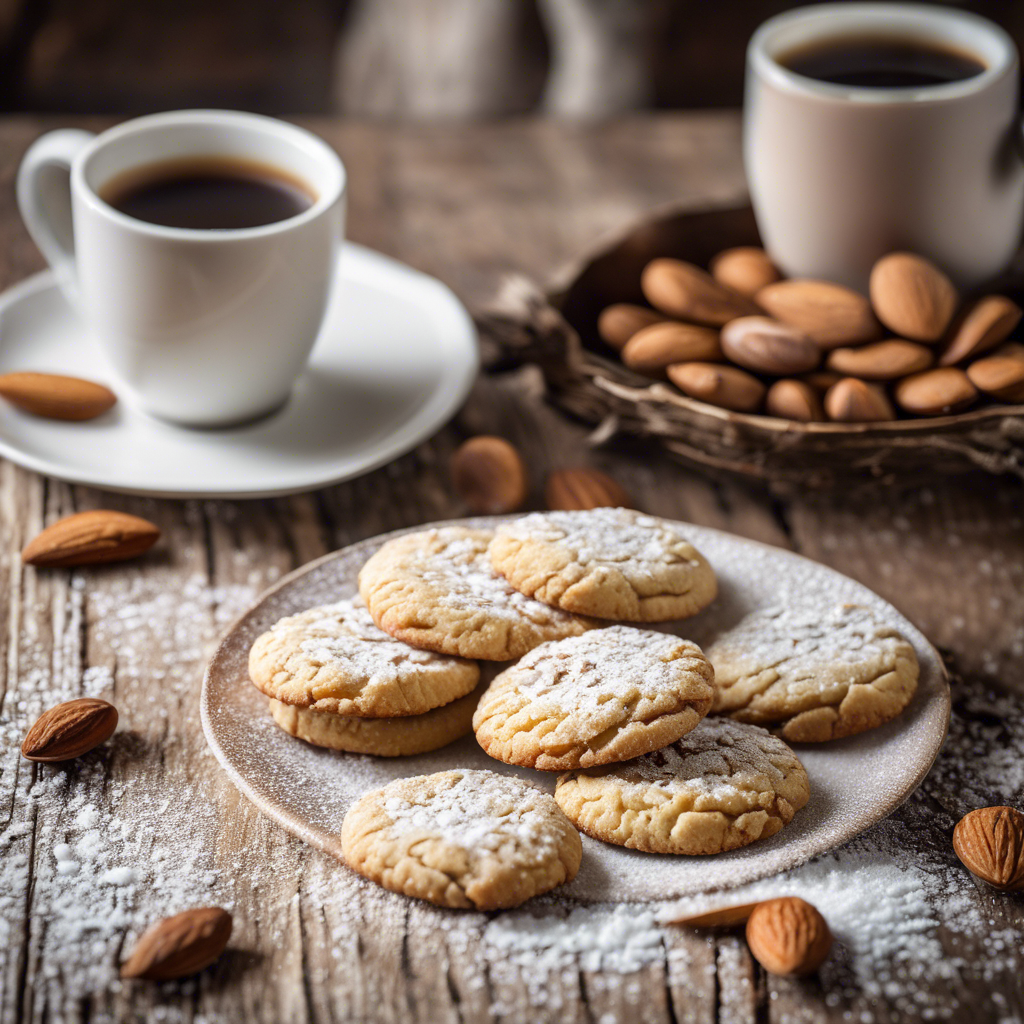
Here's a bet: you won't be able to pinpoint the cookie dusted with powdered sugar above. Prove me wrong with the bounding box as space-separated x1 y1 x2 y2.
473 626 715 771
249 597 479 717
358 527 597 661
488 509 717 621
267 686 480 757
554 718 810 855
708 603 919 743
341 769 582 909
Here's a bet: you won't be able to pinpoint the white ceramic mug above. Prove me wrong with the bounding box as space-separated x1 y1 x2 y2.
745 3 1024 292
17 110 346 426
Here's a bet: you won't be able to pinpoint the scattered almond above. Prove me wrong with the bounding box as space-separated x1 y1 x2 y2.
450 436 528 515
966 344 1024 403
869 252 958 342
641 259 761 326
597 304 666 350
0 371 116 421
940 295 1022 366
755 280 879 349
824 378 896 422
665 902 762 928
745 897 832 977
22 510 161 567
826 339 934 380
765 379 825 422
545 468 631 511
121 907 233 981
720 316 820 375
21 698 118 762
621 321 722 375
894 367 977 416
952 806 1024 892
709 247 781 298
667 362 766 412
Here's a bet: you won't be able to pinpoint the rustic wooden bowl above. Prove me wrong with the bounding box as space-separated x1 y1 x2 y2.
482 203 1024 489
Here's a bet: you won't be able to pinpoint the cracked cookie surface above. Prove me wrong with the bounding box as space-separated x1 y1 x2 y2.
488 509 717 621
341 769 582 909
268 685 480 756
554 718 810 855
473 626 715 771
249 597 479 716
708 603 919 742
358 527 596 661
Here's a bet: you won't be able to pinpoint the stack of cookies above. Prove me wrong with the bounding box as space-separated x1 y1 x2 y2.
249 597 483 757
248 507 921 910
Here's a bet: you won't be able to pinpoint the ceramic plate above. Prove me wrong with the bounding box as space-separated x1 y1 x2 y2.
201 517 950 902
0 244 478 498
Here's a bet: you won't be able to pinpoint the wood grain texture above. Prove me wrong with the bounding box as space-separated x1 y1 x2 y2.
0 115 1021 1024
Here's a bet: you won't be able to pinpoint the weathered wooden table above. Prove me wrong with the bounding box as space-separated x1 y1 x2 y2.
1 115 1022 1024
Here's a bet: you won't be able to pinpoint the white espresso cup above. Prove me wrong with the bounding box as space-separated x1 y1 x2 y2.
17 110 346 426
745 4 1024 292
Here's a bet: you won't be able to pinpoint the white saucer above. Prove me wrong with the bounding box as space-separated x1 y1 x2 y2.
0 244 478 498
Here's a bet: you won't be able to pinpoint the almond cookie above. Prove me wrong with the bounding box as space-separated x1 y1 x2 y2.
249 597 479 717
708 603 919 743
554 718 810 855
268 686 480 757
488 509 717 621
358 527 596 661
473 626 715 771
341 769 582 909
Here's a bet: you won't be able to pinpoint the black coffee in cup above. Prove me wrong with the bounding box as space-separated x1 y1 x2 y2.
779 36 987 88
101 157 316 230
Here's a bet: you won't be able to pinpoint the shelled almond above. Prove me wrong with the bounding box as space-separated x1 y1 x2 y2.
766 379 824 422
667 362 766 412
594 245 1024 423
622 322 722 374
597 304 666 350
641 259 760 326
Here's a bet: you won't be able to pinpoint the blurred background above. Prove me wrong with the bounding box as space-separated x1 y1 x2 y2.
0 0 1022 119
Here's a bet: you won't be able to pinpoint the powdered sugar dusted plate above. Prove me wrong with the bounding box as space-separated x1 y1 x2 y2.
201 517 950 901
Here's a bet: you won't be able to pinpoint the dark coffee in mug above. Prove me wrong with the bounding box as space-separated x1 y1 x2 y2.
779 36 987 88
101 156 316 230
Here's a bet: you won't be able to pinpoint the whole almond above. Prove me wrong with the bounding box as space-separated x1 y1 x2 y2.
824 378 896 422
765 379 825 422
450 436 528 514
621 322 722 375
894 367 977 416
597 304 666 350
755 280 880 349
952 806 1024 892
667 362 766 412
546 468 631 511
22 510 161 567
869 252 958 342
940 295 1023 366
21 698 118 762
720 316 820 375
121 907 233 980
826 339 934 380
966 344 1024 402
746 897 832 977
709 247 782 298
641 259 761 326
0 372 116 421
665 902 762 929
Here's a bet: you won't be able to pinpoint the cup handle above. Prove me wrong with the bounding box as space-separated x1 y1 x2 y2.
16 129 96 311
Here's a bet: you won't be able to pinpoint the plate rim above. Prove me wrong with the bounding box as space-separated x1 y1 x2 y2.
0 244 479 499
201 516 952 899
